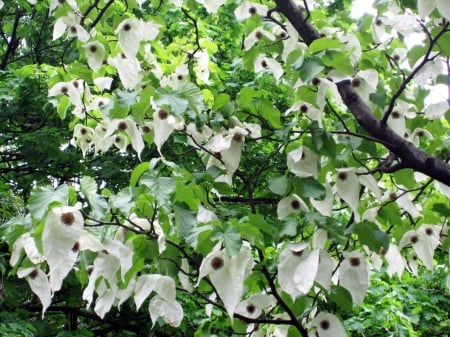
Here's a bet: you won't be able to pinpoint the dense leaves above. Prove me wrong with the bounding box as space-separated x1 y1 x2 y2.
1 0 450 336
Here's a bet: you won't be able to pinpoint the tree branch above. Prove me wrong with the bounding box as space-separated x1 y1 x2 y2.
272 0 319 45
273 0 450 186
337 80 450 185
1 7 22 70
381 22 448 124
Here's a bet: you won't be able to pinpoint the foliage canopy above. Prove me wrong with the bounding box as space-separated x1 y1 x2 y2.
1 0 450 336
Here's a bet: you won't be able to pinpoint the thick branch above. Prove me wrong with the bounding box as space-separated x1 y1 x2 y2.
274 0 450 186
381 22 448 124
272 0 319 45
337 80 450 185
1 7 22 70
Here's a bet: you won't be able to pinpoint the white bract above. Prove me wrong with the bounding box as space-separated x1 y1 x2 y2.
254 55 283 82
186 123 213 148
53 12 89 42
277 194 309 220
42 206 84 292
94 77 114 91
17 267 52 318
352 69 378 105
419 0 450 20
235 293 275 319
197 243 254 318
316 78 343 111
335 168 360 216
126 213 166 253
410 128 433 146
10 233 44 266
84 42 105 71
287 146 319 178
399 230 434 270
389 190 422 218
310 312 348 337
149 295 184 327
425 101 449 119
234 1 268 21
72 125 95 157
244 28 275 50
418 224 442 250
384 244 406 278
104 118 145 160
116 18 160 57
310 182 333 216
194 51 210 84
152 106 184 154
414 59 443 86
160 63 189 89
356 169 382 201
48 81 83 107
277 242 319 300
285 101 323 127
178 258 194 293
107 53 143 90
195 0 226 14
437 0 450 20
372 16 392 43
206 127 248 185
50 0 78 12
338 250 369 305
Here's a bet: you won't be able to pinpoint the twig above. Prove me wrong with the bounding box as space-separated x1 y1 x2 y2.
381 22 449 125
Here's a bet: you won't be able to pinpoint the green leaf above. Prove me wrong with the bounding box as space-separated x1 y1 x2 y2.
248 213 274 236
286 48 304 70
279 217 298 238
180 83 205 114
292 177 325 199
223 225 242 257
308 37 341 53
213 181 234 195
433 30 450 56
117 90 139 107
1 216 32 246
308 123 336 157
268 176 289 196
80 176 108 219
237 87 266 106
67 62 92 83
56 95 70 119
370 92 387 108
109 99 129 119
155 88 189 116
408 45 426 67
299 59 324 82
130 162 150 187
431 203 450 217
186 224 214 252
175 181 199 211
393 169 415 189
323 50 354 75
213 93 231 110
287 326 303 337
257 98 282 129
329 285 353 311
174 202 197 237
28 185 68 219
354 221 390 253
140 173 176 205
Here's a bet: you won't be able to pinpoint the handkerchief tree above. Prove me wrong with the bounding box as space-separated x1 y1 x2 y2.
1 0 450 336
